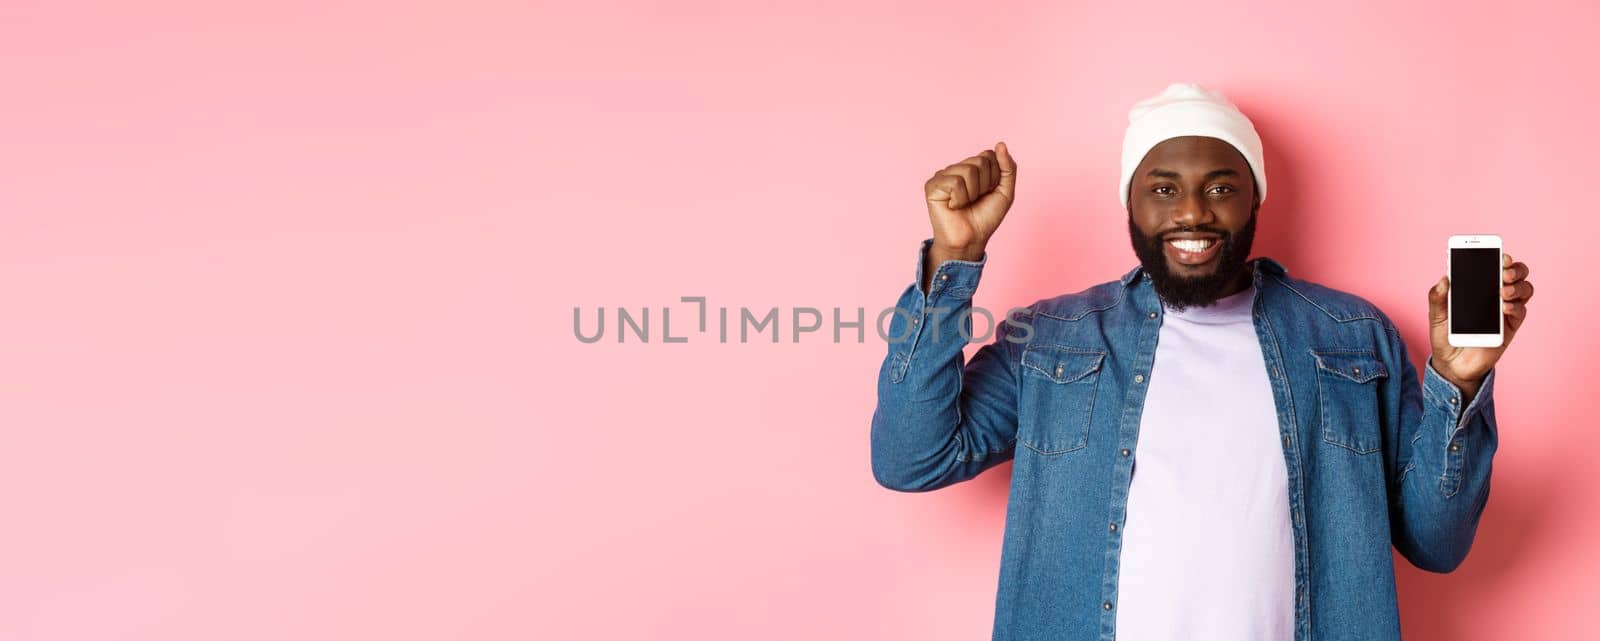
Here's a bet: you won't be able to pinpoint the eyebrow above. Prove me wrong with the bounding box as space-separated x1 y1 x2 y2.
1145 168 1241 181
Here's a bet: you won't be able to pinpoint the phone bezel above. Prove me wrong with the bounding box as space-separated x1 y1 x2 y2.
1447 234 1504 348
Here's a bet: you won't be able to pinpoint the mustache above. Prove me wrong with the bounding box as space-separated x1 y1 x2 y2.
1152 226 1231 241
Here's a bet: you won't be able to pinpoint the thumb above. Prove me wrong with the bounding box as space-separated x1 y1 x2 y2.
1428 276 1450 351
1428 276 1449 324
995 141 1017 201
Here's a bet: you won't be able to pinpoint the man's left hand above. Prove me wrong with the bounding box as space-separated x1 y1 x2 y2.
1428 252 1534 399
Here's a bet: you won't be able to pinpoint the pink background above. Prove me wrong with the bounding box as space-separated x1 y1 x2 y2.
2 1 1594 639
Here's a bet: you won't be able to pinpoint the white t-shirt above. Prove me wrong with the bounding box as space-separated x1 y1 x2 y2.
1112 280 1295 641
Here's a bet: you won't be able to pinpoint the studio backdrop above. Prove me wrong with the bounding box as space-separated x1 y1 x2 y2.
2 1 1594 640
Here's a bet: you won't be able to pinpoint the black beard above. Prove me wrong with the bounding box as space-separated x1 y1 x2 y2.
1128 210 1257 312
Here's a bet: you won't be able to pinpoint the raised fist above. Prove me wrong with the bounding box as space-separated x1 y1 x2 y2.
924 141 1017 263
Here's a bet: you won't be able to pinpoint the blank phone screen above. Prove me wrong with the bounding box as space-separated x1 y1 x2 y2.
1450 247 1500 334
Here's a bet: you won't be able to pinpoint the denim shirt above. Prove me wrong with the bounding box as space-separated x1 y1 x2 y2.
870 240 1498 641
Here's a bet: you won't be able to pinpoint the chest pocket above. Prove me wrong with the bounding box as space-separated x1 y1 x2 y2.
1018 345 1105 455
1311 349 1389 454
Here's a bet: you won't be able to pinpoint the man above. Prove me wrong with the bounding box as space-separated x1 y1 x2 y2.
869 83 1536 641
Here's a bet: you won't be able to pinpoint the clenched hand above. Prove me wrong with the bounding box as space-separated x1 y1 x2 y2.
922 141 1017 292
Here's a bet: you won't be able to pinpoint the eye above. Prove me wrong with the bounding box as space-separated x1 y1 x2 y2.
1152 185 1176 195
1207 185 1235 195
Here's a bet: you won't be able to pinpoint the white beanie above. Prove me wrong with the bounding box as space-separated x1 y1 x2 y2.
1119 83 1266 208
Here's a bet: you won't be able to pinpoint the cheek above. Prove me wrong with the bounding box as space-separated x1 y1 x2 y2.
1217 201 1255 225
1128 204 1161 233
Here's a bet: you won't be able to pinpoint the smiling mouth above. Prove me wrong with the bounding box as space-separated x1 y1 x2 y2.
1167 238 1215 252
1163 235 1222 266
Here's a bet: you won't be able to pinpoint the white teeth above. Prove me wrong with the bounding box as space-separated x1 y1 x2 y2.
1168 238 1216 252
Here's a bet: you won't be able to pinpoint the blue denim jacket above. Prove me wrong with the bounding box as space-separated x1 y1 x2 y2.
871 240 1498 641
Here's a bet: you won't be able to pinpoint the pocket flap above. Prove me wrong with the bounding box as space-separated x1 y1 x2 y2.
1022 345 1105 384
1311 350 1388 383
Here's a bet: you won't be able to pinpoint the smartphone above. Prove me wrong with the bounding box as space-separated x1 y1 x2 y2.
1447 235 1504 348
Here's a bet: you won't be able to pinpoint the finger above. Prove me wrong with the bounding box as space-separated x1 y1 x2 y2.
1501 280 1534 301
944 163 980 209
924 173 950 207
947 175 972 210
978 150 998 195
1503 252 1513 268
1504 300 1527 333
1503 261 1528 283
995 141 1017 201
982 150 998 193
960 153 993 197
1505 300 1527 332
925 174 971 211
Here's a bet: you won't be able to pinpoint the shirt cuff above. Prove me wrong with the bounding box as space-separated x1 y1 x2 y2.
1422 357 1496 438
914 238 987 303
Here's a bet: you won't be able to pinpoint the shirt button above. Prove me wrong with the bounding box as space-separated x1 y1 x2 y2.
939 273 949 281
911 317 919 325
1148 311 1157 319
1109 522 1118 532
1120 448 1131 457
1134 374 1145 384
1055 365 1064 377
1449 397 1458 405
1449 442 1461 452
1103 602 1113 611
1353 366 1361 376
1283 435 1291 448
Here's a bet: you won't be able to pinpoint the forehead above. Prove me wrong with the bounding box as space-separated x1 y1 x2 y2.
1136 136 1250 175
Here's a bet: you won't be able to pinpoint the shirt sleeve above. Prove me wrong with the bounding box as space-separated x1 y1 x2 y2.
869 239 1028 492
1385 326 1499 572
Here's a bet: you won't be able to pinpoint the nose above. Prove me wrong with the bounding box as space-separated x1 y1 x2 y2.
1170 191 1215 229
